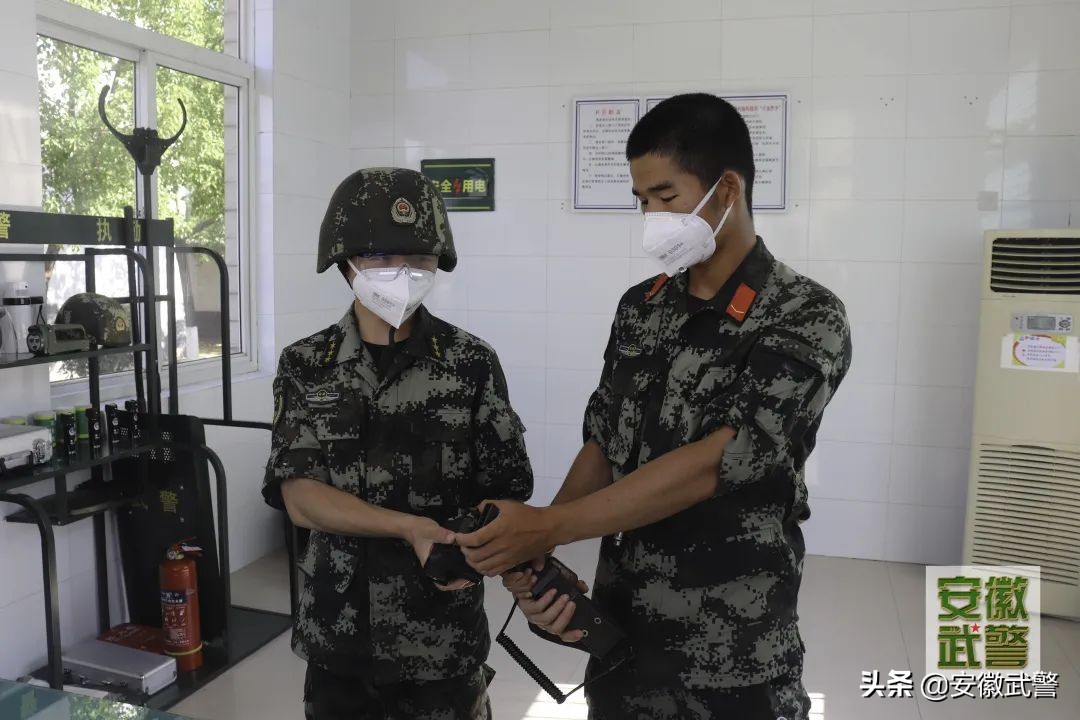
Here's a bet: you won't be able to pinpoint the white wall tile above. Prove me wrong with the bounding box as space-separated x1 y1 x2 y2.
898 262 982 329
1000 201 1073 229
548 201 633 257
551 0 633 28
351 40 395 95
547 313 612 371
722 18 813 79
845 321 899 385
892 385 974 448
396 36 470 92
808 201 903 262
902 202 999 264
1010 4 1080 72
905 74 1008 138
813 14 908 77
1006 71 1080 137
469 144 550 201
467 87 550 145
273 253 351 313
352 0 395 41
350 147 395 169
818 382 896 444
813 0 910 13
889 445 970 508
273 135 320 198
394 0 472 38
458 0 551 35
633 0 721 22
550 26 636 85
425 263 470 311
459 200 548 256
469 31 550 89
1003 137 1080 202
546 369 602 425
804 260 901 326
548 142 573 200
395 91 471 147
630 257 659 286
468 312 547 368
724 0 812 18
756 203 810 262
467 257 547 312
0 592 48 679
349 94 394 149
812 76 907 139
803 498 888 561
786 138 812 202
632 22 722 83
522 421 548 479
811 139 906 201
546 257 630 314
392 144 471 171
908 8 1011 76
272 194 325 255
895 320 979 388
885 503 965 565
804 441 892 502
505 367 547 426
546 423 587 484
904 139 1004 202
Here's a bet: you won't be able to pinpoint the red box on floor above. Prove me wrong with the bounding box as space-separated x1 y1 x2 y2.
99 624 166 655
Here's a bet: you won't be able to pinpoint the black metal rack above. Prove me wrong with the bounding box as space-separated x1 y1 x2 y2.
0 207 290 709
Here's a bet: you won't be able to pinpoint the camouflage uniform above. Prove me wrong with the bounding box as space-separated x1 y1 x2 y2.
581 239 851 720
263 167 533 719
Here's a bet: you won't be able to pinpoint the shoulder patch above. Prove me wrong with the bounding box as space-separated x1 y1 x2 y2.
727 283 758 324
645 274 670 301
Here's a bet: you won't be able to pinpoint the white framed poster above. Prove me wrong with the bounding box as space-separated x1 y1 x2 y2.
572 98 641 211
643 93 790 212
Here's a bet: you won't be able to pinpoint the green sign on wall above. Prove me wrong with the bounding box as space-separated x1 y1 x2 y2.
420 158 495 211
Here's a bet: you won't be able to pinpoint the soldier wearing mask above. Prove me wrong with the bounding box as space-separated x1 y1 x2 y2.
458 94 853 719
263 168 533 720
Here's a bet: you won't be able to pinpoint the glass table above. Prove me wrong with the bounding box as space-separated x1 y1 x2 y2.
0 679 193 719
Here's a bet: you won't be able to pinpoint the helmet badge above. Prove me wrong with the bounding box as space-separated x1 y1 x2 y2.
391 197 417 225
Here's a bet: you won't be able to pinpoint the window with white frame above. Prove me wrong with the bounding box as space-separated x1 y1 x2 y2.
35 0 253 389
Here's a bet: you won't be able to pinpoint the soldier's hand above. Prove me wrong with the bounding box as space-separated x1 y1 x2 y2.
457 500 556 576
501 561 587 643
404 517 478 592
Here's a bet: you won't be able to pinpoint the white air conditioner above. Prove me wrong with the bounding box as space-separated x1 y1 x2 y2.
964 229 1080 621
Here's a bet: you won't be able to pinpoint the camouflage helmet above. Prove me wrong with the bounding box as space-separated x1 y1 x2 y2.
317 167 457 274
58 293 132 348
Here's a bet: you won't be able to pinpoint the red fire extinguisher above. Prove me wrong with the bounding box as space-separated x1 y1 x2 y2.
160 539 204 672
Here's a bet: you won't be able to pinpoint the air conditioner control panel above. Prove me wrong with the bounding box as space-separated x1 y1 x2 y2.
1011 313 1074 334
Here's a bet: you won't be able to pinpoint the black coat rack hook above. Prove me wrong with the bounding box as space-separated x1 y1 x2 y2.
98 84 187 178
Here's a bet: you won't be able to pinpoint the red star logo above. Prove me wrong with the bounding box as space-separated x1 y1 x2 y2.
972 623 981 633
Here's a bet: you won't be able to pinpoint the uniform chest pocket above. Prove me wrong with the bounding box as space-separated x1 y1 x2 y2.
411 409 472 511
307 403 366 496
607 356 663 467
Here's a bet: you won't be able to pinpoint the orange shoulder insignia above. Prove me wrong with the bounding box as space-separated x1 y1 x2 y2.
644 274 670 302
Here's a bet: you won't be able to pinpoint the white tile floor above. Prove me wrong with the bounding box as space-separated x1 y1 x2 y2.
173 542 1080 720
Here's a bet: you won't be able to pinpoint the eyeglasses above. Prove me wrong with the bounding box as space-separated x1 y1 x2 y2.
353 254 438 273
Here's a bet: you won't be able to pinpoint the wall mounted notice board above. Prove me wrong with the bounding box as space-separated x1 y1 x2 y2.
572 94 789 213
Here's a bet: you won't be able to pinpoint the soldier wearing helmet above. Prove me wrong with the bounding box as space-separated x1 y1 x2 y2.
263 168 533 719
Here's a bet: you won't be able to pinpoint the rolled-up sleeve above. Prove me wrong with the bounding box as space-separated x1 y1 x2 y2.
582 322 617 454
471 351 533 503
262 353 330 510
701 295 852 495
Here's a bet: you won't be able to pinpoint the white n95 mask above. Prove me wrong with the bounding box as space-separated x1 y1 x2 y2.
641 179 734 276
347 260 435 329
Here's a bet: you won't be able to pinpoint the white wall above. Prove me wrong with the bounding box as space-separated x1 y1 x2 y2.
348 0 1080 565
